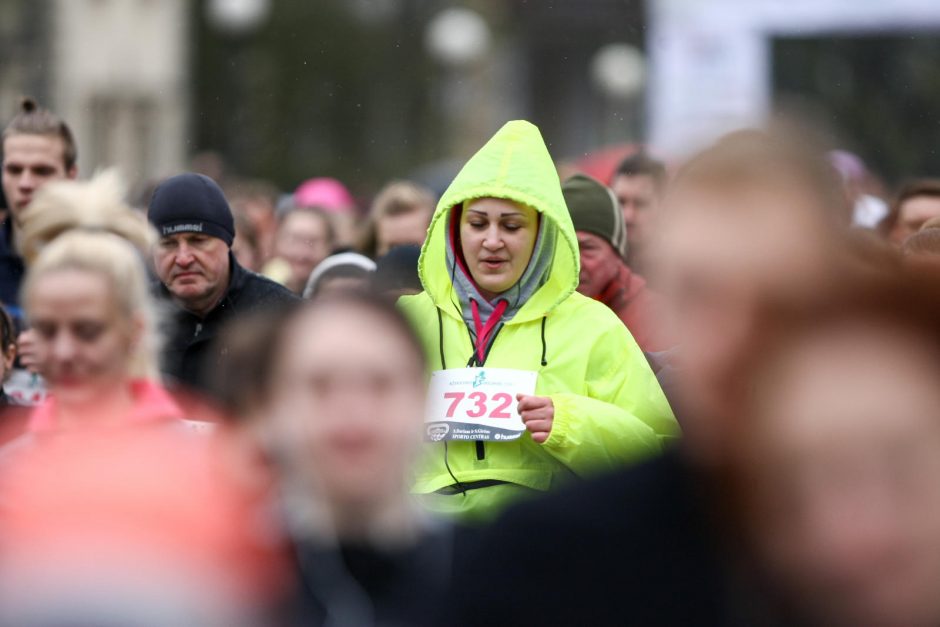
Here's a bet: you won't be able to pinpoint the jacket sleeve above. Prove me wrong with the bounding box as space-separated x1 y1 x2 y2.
541 392 660 476
540 318 680 476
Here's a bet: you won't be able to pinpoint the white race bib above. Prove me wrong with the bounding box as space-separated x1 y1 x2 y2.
425 368 538 442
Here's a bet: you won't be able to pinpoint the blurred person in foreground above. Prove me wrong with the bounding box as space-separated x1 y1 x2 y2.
398 120 677 524
7 171 180 434
358 180 434 258
214 294 464 627
149 173 297 396
265 205 335 294
0 98 78 313
302 251 375 299
564 173 674 352
879 179 940 245
0 172 291 624
0 410 286 626
448 129 851 627
609 151 667 273
725 267 940 627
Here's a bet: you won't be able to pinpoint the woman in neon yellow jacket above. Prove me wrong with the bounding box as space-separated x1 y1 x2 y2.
399 120 679 522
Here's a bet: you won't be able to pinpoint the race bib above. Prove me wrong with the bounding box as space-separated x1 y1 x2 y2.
425 368 538 442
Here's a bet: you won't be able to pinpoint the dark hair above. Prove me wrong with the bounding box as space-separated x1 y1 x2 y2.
372 244 422 296
612 151 667 189
0 304 15 352
878 178 940 238
211 292 425 422
3 97 77 171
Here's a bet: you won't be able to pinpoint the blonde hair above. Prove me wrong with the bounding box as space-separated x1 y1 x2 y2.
20 171 161 380
18 169 155 264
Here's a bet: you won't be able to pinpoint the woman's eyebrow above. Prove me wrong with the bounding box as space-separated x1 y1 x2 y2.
467 209 526 218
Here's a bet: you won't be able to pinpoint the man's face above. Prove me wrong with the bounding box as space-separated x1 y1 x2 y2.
889 196 940 245
611 173 660 250
576 231 622 298
2 134 76 221
153 232 231 315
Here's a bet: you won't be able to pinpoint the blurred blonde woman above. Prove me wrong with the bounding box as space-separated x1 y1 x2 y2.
16 171 182 431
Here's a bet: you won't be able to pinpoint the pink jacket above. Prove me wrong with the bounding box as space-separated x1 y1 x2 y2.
27 380 184 434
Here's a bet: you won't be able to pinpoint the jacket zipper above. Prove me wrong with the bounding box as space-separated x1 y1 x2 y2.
475 441 485 461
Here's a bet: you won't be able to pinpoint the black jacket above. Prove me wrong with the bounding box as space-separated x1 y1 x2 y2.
283 523 474 627
448 449 795 627
156 254 298 394
0 218 24 315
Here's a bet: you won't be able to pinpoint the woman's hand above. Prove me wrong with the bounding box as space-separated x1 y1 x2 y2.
517 394 554 444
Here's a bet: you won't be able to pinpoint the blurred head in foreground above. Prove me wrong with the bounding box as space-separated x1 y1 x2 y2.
651 130 848 464
729 267 940 627
19 172 163 422
216 293 428 543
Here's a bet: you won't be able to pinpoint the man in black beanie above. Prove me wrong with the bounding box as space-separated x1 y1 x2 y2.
149 173 297 394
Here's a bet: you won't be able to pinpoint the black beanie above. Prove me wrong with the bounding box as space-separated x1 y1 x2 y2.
563 174 628 259
148 173 235 246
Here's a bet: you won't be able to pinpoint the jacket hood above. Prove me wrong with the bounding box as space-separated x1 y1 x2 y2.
418 120 579 323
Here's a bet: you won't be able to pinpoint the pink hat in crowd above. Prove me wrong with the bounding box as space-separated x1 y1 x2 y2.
292 177 356 214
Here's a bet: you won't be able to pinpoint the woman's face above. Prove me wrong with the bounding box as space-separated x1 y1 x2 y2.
27 269 139 405
267 304 426 509
459 198 538 299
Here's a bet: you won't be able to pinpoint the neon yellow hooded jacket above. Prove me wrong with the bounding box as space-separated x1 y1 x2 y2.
399 120 679 521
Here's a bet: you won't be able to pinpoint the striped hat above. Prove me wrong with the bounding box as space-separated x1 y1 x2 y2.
562 174 628 259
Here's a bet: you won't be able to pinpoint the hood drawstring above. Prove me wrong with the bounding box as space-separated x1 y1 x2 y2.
540 316 548 367
437 308 447 369
469 298 508 365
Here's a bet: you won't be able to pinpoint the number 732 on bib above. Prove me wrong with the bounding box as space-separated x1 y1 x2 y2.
424 368 538 442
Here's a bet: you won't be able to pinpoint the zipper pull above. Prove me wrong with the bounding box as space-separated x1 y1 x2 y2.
193 322 203 338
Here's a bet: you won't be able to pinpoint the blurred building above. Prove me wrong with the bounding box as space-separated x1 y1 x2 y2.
0 0 189 186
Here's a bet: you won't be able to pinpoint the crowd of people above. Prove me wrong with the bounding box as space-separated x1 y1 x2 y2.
0 95 939 626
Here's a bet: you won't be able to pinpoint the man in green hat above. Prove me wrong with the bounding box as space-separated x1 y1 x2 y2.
563 173 673 352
